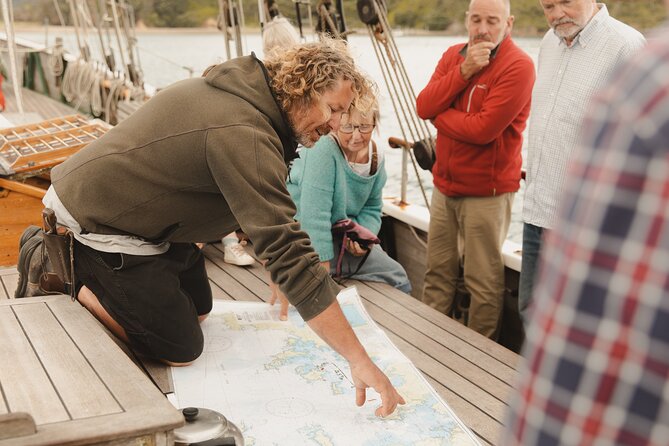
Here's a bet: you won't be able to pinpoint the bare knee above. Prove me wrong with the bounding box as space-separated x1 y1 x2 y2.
198 313 209 323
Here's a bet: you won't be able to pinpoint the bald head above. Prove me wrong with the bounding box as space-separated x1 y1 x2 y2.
469 0 511 18
466 0 514 46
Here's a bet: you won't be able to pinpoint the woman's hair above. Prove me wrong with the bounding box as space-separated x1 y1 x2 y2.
264 38 376 117
262 17 300 55
349 94 380 126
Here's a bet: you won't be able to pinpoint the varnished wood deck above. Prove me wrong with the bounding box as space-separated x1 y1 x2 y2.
2 85 82 121
0 177 49 267
0 242 520 445
0 87 82 266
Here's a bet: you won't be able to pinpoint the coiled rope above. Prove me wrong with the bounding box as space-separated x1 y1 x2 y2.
61 59 103 116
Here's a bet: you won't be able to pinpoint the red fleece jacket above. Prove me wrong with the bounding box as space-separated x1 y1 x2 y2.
417 36 535 197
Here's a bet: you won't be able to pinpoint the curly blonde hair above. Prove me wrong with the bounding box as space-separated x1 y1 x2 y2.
264 38 376 116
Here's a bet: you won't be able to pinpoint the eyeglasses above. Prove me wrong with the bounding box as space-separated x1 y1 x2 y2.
339 123 375 134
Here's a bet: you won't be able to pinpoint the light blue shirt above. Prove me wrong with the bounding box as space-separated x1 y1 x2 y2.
523 4 646 229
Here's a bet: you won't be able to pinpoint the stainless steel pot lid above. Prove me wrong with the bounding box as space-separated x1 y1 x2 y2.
174 407 229 444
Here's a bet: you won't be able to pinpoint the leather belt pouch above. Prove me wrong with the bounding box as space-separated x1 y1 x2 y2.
42 209 75 297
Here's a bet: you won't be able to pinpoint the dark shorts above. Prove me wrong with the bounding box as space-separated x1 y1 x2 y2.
74 240 212 363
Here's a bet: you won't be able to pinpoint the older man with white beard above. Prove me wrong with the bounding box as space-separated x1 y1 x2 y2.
519 0 645 325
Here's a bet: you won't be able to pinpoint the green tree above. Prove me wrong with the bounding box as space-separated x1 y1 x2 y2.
151 0 189 26
12 0 669 31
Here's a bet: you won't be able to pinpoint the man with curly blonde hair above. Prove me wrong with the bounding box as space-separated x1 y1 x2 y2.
18 40 405 417
264 39 375 147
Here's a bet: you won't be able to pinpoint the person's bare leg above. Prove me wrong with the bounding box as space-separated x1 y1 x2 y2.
77 285 208 367
77 285 130 342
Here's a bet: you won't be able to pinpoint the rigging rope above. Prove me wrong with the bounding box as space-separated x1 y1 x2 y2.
109 0 130 81
118 0 143 85
136 45 194 77
1 0 24 113
52 0 67 27
359 0 435 210
49 41 65 77
61 59 103 116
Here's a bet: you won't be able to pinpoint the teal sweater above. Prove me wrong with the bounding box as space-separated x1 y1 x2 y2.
287 135 387 261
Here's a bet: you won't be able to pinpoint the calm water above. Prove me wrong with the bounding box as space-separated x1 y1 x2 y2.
16 29 542 243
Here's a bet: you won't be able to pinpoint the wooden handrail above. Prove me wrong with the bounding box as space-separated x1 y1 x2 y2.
388 136 412 149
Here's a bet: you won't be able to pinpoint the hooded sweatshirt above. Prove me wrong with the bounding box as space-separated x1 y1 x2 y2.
50 55 339 321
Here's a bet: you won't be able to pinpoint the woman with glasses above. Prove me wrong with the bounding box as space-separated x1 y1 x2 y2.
287 98 411 293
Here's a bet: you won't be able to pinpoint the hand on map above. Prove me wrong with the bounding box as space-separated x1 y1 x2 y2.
268 280 289 321
350 358 406 417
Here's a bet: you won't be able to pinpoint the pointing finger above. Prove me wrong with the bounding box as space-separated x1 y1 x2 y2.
356 387 366 407
280 297 289 321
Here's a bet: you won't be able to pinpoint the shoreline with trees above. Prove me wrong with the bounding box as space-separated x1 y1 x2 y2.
11 0 668 36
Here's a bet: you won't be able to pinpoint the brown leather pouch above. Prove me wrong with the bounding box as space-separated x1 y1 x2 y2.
41 208 75 298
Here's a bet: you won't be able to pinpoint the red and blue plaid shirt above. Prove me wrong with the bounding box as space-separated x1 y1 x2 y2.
504 26 669 446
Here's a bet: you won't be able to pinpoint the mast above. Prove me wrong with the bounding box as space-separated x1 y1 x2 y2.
1 0 24 113
118 0 143 85
218 0 245 61
109 0 131 81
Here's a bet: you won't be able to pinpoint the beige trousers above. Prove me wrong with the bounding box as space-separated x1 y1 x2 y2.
422 188 514 339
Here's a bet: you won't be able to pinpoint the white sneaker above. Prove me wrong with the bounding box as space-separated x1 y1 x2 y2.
223 239 255 266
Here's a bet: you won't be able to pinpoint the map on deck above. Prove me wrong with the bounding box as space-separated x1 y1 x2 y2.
171 287 481 446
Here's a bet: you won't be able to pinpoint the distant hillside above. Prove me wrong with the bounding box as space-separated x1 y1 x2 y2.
12 0 668 33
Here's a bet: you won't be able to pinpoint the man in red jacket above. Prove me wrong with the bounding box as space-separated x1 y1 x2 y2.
416 0 535 339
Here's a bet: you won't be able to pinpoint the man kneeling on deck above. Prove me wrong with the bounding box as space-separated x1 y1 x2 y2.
15 40 405 417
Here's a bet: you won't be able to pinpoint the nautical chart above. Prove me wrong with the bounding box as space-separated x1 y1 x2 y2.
171 287 481 446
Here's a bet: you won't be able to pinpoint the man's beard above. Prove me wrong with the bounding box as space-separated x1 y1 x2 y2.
293 121 331 148
551 17 584 40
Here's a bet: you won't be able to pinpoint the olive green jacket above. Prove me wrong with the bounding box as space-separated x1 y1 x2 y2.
51 55 338 320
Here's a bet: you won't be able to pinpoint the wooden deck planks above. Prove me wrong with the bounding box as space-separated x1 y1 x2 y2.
0 296 183 446
354 281 517 386
365 280 521 368
2 86 82 121
203 257 262 303
424 375 500 446
0 270 19 300
358 296 512 413
48 298 180 423
203 245 270 299
0 305 69 424
12 301 122 419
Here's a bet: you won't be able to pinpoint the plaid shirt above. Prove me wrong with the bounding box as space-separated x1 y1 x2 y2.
504 27 669 445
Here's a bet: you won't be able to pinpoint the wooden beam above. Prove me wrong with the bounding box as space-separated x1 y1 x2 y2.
0 178 47 199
